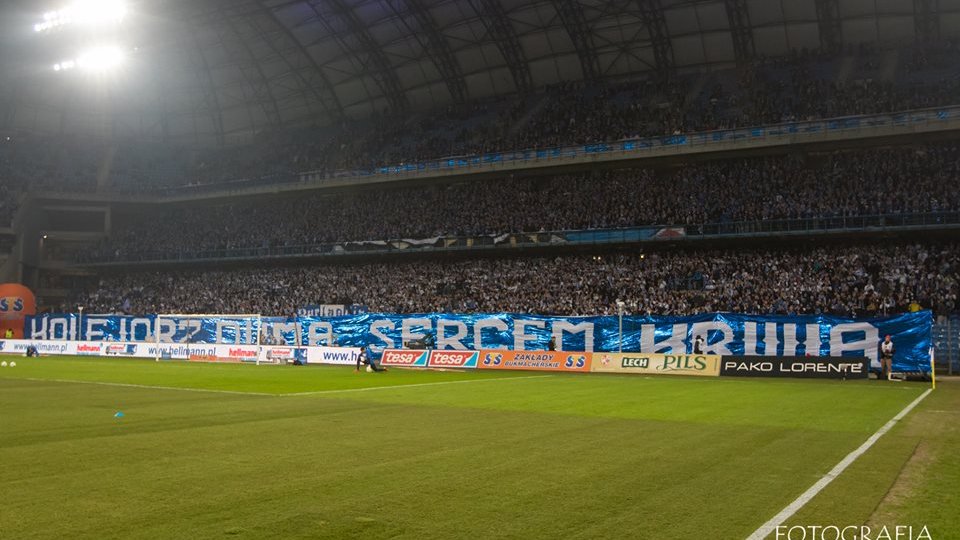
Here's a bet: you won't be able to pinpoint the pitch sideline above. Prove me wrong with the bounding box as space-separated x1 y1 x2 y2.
745 388 933 540
7 373 555 397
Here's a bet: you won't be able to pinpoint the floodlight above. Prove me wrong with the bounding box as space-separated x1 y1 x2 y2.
76 45 125 71
34 0 127 32
53 46 124 73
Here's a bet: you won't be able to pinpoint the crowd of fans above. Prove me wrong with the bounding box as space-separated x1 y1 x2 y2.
67 243 959 318
171 42 960 172
0 42 959 211
90 143 960 261
12 43 960 320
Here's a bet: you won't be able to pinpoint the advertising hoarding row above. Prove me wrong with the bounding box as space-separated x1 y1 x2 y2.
1 339 874 380
379 348 872 380
378 349 592 372
0 339 361 366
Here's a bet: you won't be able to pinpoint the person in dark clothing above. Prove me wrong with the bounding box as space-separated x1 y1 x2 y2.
355 346 387 372
693 335 704 354
880 335 895 380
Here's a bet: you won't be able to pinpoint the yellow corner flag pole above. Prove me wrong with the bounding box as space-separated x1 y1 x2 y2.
930 347 936 390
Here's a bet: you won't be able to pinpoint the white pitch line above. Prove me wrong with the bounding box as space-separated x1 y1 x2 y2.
12 377 275 396
745 388 933 540
283 374 555 396
6 373 555 398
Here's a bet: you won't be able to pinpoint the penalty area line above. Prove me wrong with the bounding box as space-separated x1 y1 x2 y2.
745 388 933 540
282 374 555 396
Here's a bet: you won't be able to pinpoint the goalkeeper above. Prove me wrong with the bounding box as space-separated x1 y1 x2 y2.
355 346 387 372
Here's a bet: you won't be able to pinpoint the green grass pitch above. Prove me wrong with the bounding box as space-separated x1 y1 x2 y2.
1 356 957 539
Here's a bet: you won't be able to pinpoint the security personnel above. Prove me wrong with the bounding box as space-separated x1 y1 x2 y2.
880 335 895 381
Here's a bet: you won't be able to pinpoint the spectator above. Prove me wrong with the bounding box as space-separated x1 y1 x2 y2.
67 242 959 318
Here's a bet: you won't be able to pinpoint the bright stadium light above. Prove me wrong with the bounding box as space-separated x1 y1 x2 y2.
76 45 125 71
53 45 125 73
34 0 127 32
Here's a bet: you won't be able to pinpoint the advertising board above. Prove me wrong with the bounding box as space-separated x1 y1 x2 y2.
591 353 721 376
478 350 592 372
379 349 430 368
427 350 479 369
719 356 869 379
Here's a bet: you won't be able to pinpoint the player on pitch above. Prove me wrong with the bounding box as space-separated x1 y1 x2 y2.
355 345 387 372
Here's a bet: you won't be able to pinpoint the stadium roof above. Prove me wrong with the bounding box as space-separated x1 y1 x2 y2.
1 0 959 146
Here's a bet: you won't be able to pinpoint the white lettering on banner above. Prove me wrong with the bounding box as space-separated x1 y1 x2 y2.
29 318 45 339
743 322 769 356
18 316 924 370
130 318 151 342
369 320 395 353
306 321 333 346
552 321 594 352
216 320 241 345
86 317 107 341
689 321 735 356
298 305 347 317
158 319 204 343
401 318 431 347
830 323 879 362
268 322 298 344
640 323 688 354
783 324 823 356
156 319 176 344
49 318 68 340
807 324 822 356
437 319 468 350
514 320 545 351
474 318 509 350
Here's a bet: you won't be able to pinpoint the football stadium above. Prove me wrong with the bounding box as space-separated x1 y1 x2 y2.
1 0 960 538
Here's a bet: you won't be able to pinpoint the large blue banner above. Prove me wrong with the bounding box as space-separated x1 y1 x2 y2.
26 311 932 372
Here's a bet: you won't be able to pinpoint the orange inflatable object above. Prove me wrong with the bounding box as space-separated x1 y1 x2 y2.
0 283 36 339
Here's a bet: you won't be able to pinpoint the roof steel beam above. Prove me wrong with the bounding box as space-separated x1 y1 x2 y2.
383 0 468 103
183 19 227 145
256 0 345 119
637 0 674 74
317 0 408 112
914 0 941 43
555 0 601 80
814 0 842 52
466 0 533 95
724 0 755 64
212 7 285 129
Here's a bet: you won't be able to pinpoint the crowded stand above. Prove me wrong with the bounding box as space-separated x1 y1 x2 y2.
68 243 958 318
0 43 958 209
91 143 960 262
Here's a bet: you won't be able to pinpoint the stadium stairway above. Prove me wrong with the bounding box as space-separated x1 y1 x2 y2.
933 318 960 374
